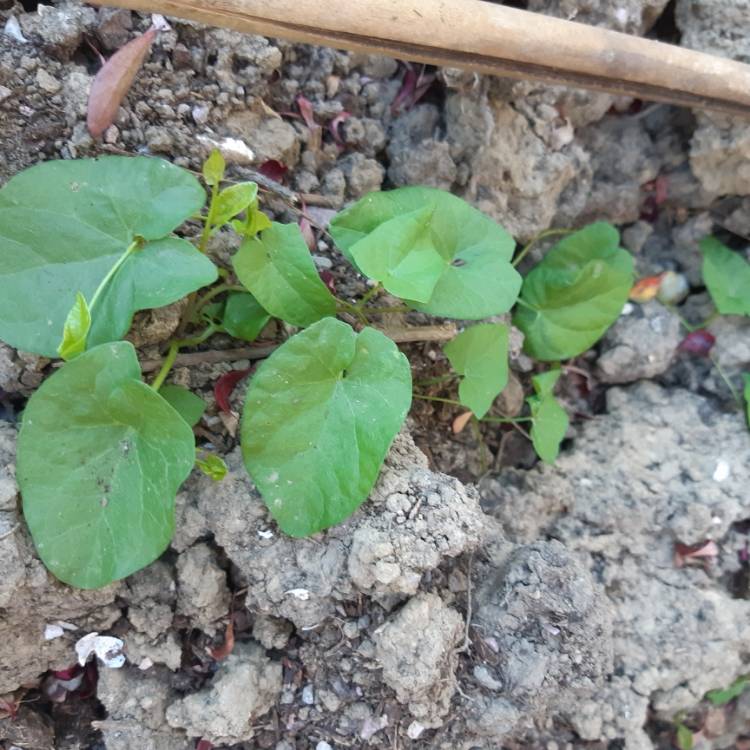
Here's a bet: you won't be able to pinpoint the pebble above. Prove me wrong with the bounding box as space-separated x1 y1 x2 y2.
301 684 315 705
0 85 11 103
316 743 333 750
473 664 504 691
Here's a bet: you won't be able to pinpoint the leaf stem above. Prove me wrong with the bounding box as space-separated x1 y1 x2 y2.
512 228 571 268
198 183 219 253
355 282 382 310
151 324 219 391
481 415 533 424
413 394 463 406
194 283 247 313
89 238 143 314
414 373 456 387
709 352 742 404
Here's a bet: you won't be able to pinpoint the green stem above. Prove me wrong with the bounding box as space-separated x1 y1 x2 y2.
151 324 219 391
194 283 246 313
89 238 143 313
355 282 382 310
414 373 457 387
481 415 533 424
709 352 742 404
413 394 463 407
512 228 571 268
198 183 219 253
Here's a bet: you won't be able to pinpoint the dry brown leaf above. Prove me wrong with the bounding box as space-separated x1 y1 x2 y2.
87 27 157 138
452 411 473 434
208 616 235 661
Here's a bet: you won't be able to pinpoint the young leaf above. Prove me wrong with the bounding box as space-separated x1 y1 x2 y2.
329 187 521 318
232 222 336 327
675 723 694 750
705 676 750 706
196 453 228 482
0 156 216 357
444 323 509 419
57 292 91 361
87 27 157 138
527 369 569 464
231 206 272 239
213 182 258 228
16 341 196 588
701 237 750 316
241 317 412 537
513 223 634 361
202 149 226 188
222 292 271 342
158 384 206 427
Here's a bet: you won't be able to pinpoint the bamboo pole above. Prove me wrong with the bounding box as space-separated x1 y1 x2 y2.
88 0 750 117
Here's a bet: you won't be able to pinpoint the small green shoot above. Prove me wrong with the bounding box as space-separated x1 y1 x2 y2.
527 369 569 463
58 292 92 361
196 453 229 481
705 675 750 706
700 237 750 316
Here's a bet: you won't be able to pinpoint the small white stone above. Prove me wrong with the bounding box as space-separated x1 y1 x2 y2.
316 742 333 750
407 721 425 739
284 588 311 601
301 684 315 705
3 16 27 44
712 460 730 482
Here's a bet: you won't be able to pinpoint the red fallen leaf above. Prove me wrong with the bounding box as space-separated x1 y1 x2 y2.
87 26 158 138
739 541 749 564
640 194 658 223
678 329 716 356
392 63 436 113
654 175 669 205
319 269 336 295
675 539 719 567
296 94 318 130
208 616 235 661
630 273 665 302
215 368 252 414
258 159 288 183
196 740 214 750
329 111 351 147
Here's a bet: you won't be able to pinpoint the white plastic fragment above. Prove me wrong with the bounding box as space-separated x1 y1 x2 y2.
285 588 311 601
712 459 730 482
44 620 79 640
75 632 126 668
257 529 274 539
3 16 27 44
151 14 171 31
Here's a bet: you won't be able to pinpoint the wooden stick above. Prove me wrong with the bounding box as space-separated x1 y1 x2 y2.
88 0 750 117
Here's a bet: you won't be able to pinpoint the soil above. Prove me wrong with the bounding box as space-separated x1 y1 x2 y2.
1 1 750 749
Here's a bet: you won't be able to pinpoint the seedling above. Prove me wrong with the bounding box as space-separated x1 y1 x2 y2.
0 153 636 588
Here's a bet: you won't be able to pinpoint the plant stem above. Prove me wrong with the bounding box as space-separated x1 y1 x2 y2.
414 373 456 387
151 324 219 391
89 238 143 314
512 228 571 268
194 283 247 313
709 352 742 404
355 282 382 310
481 415 533 424
413 394 463 406
198 183 219 253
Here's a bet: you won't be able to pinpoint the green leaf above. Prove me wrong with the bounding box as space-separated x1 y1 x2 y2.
444 323 508 419
231 207 272 239
16 341 195 588
329 187 521 318
195 453 228 481
158 384 206 427
213 182 258 228
513 223 634 361
701 237 750 316
706 676 750 706
232 222 336 327
57 291 91 361
676 724 693 750
202 149 225 187
241 317 412 537
0 156 217 357
222 292 271 342
527 369 568 464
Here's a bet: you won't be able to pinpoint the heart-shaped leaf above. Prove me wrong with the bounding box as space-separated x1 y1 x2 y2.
701 237 750 316
241 317 412 537
222 292 270 342
0 156 217 357
232 222 336 327
444 322 508 419
513 223 633 361
329 187 521 318
17 341 196 588
527 369 568 463
158 384 206 427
